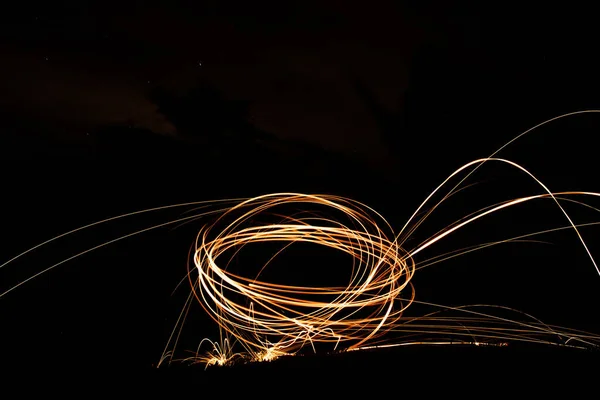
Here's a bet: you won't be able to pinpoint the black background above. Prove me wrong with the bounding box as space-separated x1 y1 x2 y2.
1 1 600 384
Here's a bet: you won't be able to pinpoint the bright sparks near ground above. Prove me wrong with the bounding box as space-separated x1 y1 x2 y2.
2 110 600 368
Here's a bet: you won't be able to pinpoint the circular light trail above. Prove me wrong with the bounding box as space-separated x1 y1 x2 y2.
192 193 415 355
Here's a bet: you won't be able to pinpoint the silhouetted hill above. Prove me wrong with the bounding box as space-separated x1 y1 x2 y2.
6 342 594 393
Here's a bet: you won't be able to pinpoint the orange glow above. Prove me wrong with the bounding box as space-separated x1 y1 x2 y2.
3 111 600 369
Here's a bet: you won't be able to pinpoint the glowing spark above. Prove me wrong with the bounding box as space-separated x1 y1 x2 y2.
2 110 600 369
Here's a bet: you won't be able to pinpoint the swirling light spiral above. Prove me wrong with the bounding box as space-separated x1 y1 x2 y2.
191 193 415 355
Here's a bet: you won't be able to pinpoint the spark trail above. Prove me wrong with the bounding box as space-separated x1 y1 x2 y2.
2 111 600 368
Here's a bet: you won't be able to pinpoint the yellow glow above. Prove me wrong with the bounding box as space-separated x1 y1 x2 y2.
2 110 600 369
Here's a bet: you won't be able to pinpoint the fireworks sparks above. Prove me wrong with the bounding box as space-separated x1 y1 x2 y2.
191 193 416 355
175 190 600 366
3 111 600 369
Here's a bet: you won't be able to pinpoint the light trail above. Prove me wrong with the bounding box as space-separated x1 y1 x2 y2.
2 111 600 368
182 190 600 366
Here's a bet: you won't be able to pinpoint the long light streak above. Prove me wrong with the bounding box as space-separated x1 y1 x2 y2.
3 111 600 368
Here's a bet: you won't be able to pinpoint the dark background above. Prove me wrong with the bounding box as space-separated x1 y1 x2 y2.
2 1 600 380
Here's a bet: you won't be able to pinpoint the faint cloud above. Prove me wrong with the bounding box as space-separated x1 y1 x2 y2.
0 47 176 136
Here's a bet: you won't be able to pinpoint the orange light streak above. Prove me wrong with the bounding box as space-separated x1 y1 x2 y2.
2 111 600 368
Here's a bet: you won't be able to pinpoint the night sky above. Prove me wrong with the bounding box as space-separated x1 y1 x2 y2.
2 1 600 382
